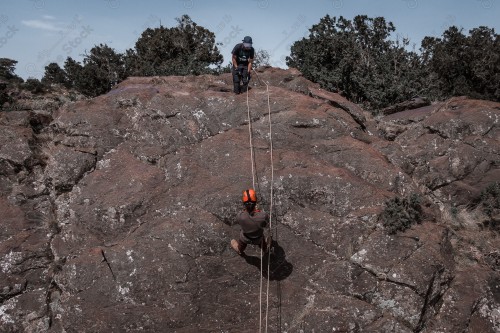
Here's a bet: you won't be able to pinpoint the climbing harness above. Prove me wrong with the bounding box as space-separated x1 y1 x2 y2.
245 70 275 333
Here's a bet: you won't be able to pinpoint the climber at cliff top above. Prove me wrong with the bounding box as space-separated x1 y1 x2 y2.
231 36 255 95
231 189 269 255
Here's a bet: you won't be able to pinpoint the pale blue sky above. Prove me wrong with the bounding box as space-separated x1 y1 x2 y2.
1 0 499 79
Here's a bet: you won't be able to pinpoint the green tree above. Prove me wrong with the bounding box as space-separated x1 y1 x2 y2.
23 78 45 94
421 27 470 98
0 58 23 108
42 62 67 86
253 49 271 68
0 58 18 80
0 84 9 108
64 57 83 89
129 14 223 76
123 48 141 77
76 44 125 97
467 26 500 100
287 15 425 109
420 26 500 101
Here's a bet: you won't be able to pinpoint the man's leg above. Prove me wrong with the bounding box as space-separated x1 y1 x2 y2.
231 239 247 255
238 240 247 253
239 231 252 253
232 67 241 94
241 67 249 92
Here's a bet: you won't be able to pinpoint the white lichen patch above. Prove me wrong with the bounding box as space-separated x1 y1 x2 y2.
117 282 136 304
192 109 207 120
450 157 461 171
176 162 182 179
0 297 17 324
126 250 134 262
96 158 111 169
118 285 130 295
100 206 126 228
351 249 367 263
479 300 500 331
1 251 23 273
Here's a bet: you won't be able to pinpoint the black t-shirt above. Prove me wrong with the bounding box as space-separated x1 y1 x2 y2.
231 43 255 65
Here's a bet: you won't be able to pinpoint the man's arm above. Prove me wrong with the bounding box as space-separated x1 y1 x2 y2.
247 48 255 73
232 53 238 68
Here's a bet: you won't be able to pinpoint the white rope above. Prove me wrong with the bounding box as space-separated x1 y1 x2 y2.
246 86 256 190
246 80 262 332
245 70 274 333
264 80 274 333
260 243 264 333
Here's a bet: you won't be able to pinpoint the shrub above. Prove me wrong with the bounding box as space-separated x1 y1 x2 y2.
379 193 422 234
129 15 223 76
23 78 45 94
480 182 500 218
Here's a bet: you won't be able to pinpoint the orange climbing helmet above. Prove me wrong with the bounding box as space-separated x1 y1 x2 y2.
242 189 257 203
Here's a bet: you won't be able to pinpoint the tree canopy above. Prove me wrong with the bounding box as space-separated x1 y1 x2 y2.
42 63 67 86
420 26 500 101
2 13 499 105
127 15 223 76
0 58 19 81
76 44 126 96
287 15 424 109
287 15 500 109
47 15 223 97
0 58 23 107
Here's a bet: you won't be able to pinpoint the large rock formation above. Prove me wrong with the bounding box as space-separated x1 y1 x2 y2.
1 68 499 332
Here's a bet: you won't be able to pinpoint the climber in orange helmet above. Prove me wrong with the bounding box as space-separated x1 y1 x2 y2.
231 189 269 255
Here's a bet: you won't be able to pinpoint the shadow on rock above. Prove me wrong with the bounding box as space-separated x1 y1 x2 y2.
242 240 293 281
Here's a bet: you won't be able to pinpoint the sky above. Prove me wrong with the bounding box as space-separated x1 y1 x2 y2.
1 0 499 80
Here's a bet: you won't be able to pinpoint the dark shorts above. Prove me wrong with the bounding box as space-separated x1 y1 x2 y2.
239 231 263 245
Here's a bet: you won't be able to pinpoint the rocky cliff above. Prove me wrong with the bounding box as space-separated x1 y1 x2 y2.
1 67 499 332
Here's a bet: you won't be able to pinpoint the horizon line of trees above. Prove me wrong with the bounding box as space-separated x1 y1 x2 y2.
286 15 499 109
1 14 499 110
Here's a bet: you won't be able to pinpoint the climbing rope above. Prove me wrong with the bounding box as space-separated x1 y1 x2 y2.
263 74 274 333
264 78 274 333
245 70 274 333
246 88 256 190
245 77 263 331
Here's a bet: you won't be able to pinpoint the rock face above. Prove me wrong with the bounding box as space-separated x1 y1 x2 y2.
1 67 499 332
